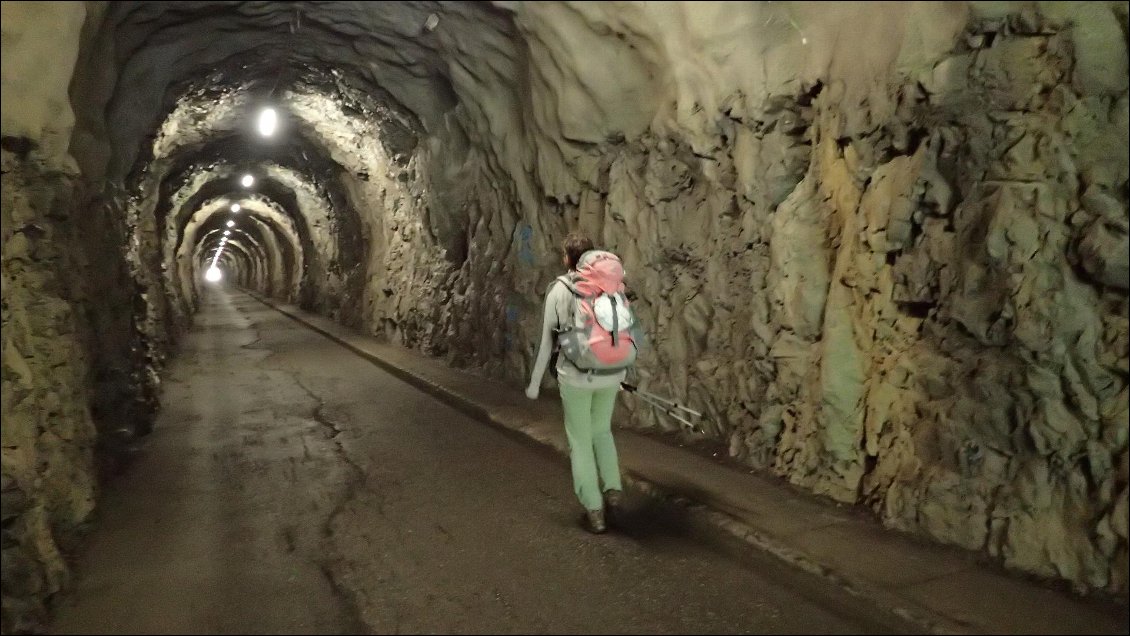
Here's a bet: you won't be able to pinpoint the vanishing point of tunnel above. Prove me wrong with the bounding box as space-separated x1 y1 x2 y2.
1 1 1128 634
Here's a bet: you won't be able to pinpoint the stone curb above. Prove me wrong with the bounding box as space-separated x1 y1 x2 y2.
244 291 978 635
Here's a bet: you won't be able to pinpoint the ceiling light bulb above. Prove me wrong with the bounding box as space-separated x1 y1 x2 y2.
205 266 222 282
224 230 231 236
258 107 278 137
231 203 241 212
227 220 235 227
241 175 254 187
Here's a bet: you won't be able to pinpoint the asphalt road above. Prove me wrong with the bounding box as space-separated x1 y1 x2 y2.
50 288 901 634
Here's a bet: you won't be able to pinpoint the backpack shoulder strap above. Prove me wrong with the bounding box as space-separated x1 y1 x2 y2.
554 274 581 296
551 274 583 331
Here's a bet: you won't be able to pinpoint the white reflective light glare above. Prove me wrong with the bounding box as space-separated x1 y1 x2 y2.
226 220 235 227
224 230 231 236
241 174 254 187
258 108 278 137
205 266 222 282
231 203 241 212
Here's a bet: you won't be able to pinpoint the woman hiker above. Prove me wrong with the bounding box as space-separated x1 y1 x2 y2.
525 232 631 534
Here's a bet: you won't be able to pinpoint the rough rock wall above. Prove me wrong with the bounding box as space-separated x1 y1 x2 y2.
0 158 98 634
2 9 1127 633
851 10 1128 591
360 156 517 373
1 4 104 631
356 2 1128 594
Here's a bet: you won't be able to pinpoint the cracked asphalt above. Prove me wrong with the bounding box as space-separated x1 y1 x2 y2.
50 289 901 634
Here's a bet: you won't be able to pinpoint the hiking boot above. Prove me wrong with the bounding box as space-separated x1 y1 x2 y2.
584 508 607 534
604 489 624 509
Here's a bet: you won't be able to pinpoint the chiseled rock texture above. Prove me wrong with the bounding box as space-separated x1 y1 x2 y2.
364 2 1130 597
1 159 97 635
1 1 1127 630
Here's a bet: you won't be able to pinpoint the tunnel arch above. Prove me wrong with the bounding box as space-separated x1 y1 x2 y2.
126 74 431 337
195 229 260 288
169 180 311 315
86 1 1130 605
184 206 288 298
182 200 302 294
3 7 1127 629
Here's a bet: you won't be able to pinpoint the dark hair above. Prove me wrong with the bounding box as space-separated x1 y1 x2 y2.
562 232 594 270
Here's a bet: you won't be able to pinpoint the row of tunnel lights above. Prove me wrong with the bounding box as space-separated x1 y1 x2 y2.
205 108 278 283
205 12 445 283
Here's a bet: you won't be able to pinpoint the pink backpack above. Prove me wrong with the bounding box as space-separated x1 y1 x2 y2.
555 250 642 373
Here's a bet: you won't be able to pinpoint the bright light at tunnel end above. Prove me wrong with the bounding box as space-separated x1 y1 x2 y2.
231 203 241 212
205 266 223 283
241 174 254 187
258 107 278 137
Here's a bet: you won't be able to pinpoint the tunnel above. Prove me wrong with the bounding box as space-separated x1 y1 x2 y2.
1 1 1128 633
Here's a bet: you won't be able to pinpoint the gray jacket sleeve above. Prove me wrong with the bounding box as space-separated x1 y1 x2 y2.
527 280 566 390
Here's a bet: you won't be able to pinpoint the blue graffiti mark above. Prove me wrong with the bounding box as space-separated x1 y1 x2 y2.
503 300 523 351
517 223 535 266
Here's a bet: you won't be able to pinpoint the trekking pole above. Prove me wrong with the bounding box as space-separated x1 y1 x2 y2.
620 383 703 418
620 383 701 432
632 391 698 430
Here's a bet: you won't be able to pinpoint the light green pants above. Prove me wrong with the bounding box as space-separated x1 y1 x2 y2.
559 383 623 511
